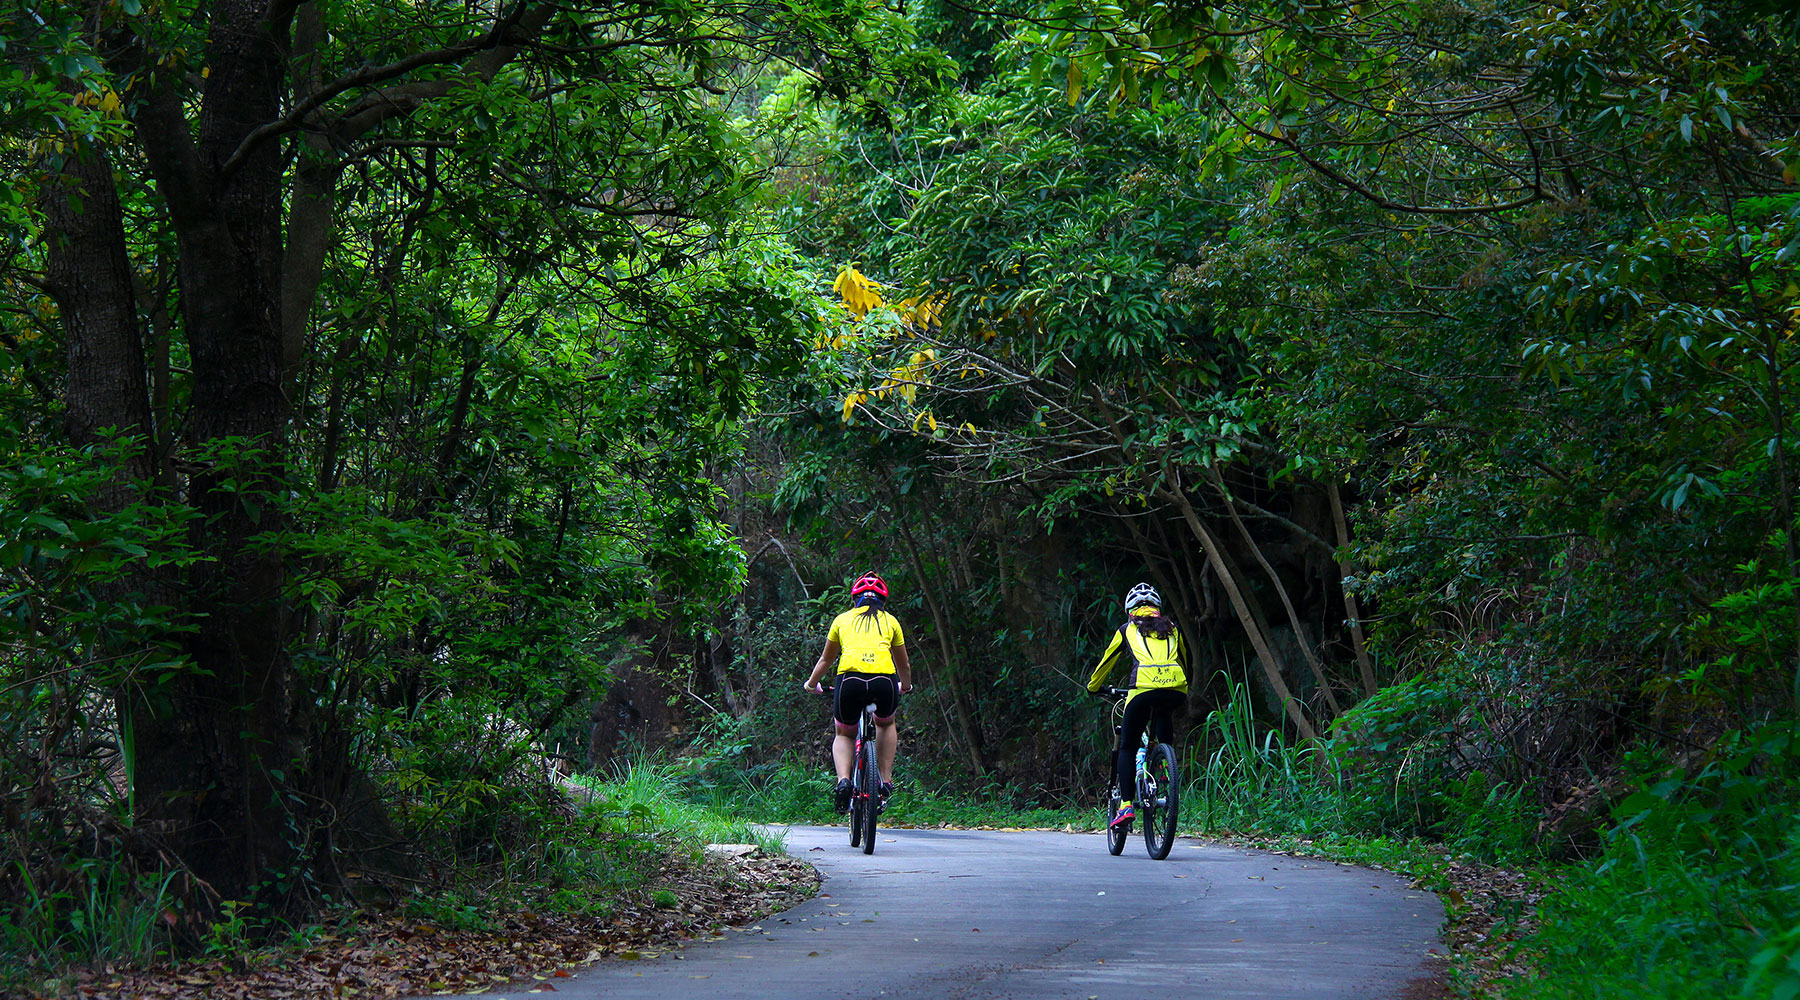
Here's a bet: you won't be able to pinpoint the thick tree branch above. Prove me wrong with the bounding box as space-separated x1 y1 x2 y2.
222 2 553 176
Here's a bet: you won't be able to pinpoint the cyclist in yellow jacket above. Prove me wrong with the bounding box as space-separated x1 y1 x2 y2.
804 572 913 813
1087 582 1188 830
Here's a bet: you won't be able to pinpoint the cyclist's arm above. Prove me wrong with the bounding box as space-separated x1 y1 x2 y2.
1086 627 1127 692
804 639 840 692
892 644 912 694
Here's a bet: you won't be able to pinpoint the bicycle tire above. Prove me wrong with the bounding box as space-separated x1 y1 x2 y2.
1105 782 1127 855
858 738 879 854
848 740 864 848
1141 742 1179 860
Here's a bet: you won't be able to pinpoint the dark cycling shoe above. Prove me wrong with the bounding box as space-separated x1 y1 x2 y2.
878 781 894 812
833 778 853 814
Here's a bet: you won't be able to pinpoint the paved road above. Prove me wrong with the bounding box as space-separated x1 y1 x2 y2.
440 825 1444 1000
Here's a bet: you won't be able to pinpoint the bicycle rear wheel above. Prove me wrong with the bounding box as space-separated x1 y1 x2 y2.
858 738 879 854
1105 782 1127 855
1140 742 1179 860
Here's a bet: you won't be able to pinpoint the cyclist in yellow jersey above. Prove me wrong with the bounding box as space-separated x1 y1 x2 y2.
804 573 913 813
1087 582 1188 830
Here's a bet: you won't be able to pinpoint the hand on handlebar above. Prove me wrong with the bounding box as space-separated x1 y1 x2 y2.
899 680 914 695
804 678 827 694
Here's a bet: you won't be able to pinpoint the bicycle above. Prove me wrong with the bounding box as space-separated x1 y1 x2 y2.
1095 686 1180 860
817 684 881 854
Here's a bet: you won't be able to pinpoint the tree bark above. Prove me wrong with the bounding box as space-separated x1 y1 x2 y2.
43 141 153 478
279 0 336 385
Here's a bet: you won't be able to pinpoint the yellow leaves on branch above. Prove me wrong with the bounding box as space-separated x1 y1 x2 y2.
833 265 884 318
830 264 946 335
839 349 944 424
830 265 970 430
883 348 938 404
841 391 867 423
71 86 124 117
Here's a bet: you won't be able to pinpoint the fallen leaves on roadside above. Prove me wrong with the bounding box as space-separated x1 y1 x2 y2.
21 850 820 1000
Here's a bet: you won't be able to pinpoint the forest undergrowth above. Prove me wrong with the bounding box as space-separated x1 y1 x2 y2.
0 764 802 999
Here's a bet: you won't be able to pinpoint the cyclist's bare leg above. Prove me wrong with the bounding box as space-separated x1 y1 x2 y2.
832 725 855 781
875 717 897 784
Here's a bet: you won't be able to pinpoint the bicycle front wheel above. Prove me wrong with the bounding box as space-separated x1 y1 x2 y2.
1140 742 1179 860
848 743 865 848
858 739 879 854
1105 782 1127 856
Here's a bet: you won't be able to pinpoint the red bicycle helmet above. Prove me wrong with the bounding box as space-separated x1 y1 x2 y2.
851 572 888 600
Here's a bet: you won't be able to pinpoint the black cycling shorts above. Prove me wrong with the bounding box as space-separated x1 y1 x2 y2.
833 672 899 726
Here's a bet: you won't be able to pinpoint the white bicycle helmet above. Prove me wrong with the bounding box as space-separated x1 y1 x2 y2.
1123 582 1161 611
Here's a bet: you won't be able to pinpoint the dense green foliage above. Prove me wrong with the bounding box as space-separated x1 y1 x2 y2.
0 0 899 980
2 0 1797 995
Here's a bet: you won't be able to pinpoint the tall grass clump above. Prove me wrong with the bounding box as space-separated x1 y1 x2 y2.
0 857 179 989
1184 668 1541 868
1189 674 1352 840
590 758 789 854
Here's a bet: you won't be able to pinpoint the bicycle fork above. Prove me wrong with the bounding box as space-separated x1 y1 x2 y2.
1138 754 1168 808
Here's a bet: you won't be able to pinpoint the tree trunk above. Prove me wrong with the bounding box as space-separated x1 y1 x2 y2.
1164 486 1319 742
43 141 153 477
1209 466 1343 718
1327 480 1379 697
115 0 305 911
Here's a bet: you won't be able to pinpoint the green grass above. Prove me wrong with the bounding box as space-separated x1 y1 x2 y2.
661 749 1095 831
568 760 789 855
0 857 182 979
1500 728 1800 1000
1170 686 1800 1000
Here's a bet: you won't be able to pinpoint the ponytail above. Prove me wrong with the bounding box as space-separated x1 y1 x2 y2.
853 593 885 623
1133 611 1175 640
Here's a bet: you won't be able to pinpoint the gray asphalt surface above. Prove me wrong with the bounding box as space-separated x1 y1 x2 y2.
437 825 1444 1000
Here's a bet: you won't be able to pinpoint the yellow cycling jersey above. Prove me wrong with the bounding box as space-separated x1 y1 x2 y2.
827 607 905 675
1086 607 1188 695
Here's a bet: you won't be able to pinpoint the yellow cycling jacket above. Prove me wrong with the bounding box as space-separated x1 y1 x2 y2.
1086 607 1188 701
827 607 905 674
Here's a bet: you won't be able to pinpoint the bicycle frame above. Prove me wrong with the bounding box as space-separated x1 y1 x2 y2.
850 702 878 797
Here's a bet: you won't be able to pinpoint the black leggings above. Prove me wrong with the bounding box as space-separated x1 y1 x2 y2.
833 672 898 727
1117 688 1184 802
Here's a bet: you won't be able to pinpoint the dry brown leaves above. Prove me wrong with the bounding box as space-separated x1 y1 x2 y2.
1424 855 1551 995
12 850 819 1000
